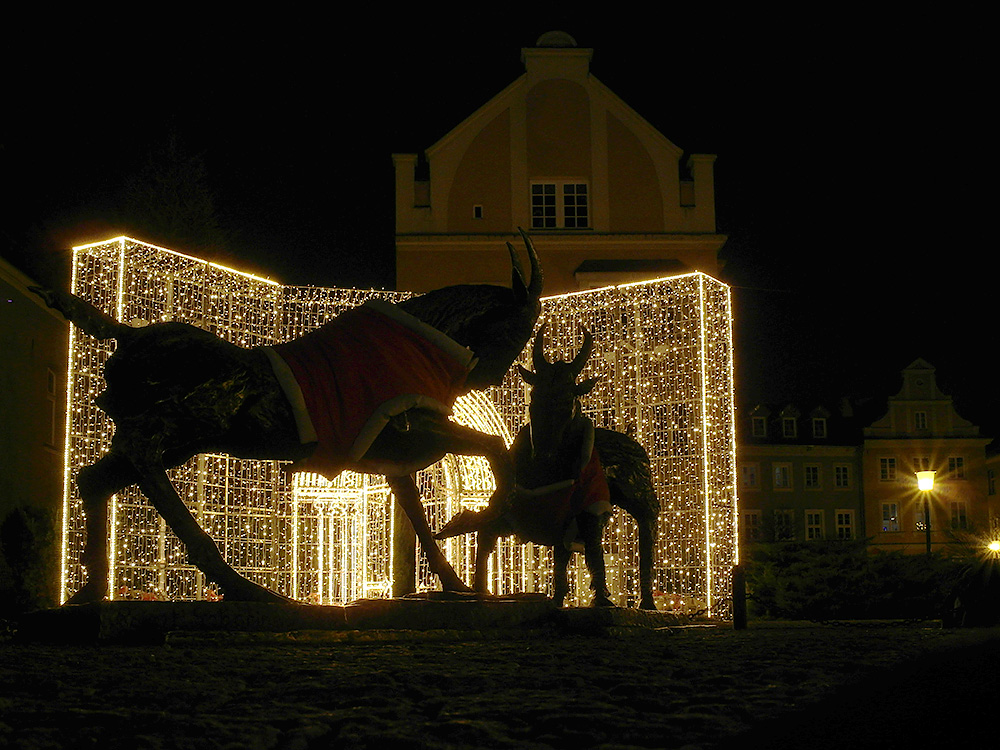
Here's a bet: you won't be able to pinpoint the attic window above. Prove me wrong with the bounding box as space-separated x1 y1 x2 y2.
812 418 827 439
531 181 589 229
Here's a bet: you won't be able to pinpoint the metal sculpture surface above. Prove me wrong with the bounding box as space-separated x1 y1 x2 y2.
32 232 541 605
438 326 660 609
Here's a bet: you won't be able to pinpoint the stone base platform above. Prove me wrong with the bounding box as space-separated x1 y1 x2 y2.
15 593 691 644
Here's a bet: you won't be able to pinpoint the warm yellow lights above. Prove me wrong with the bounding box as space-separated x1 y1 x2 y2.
64 237 737 617
917 470 937 492
987 540 1000 554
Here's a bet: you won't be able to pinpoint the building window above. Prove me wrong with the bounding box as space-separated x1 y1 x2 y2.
880 458 897 481
742 511 762 542
948 456 966 479
773 463 792 490
834 465 851 489
751 417 766 437
989 469 996 496
913 456 930 473
950 502 968 530
782 418 797 438
804 464 821 489
914 411 928 430
530 181 589 229
836 510 855 540
811 418 827 439
740 463 759 489
806 510 824 540
882 503 900 532
473 204 483 219
774 509 795 541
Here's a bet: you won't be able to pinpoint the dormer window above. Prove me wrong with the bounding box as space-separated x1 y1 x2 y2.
531 181 589 229
914 411 928 430
751 416 767 437
782 417 797 438
811 417 827 439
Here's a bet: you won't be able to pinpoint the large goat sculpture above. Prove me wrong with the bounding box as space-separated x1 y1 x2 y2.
438 326 660 609
33 231 541 605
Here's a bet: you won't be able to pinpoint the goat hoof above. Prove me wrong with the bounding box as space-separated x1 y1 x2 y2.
220 579 296 604
65 582 107 605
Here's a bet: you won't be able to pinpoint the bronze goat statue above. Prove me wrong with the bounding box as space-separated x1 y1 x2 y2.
32 231 541 604
438 326 660 609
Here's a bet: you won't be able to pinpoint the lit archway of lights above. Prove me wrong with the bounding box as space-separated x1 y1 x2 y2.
62 237 737 617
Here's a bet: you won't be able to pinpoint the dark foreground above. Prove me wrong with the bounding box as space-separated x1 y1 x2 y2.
2 614 998 749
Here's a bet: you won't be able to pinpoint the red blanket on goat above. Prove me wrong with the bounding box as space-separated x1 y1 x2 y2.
508 421 612 550
264 300 474 479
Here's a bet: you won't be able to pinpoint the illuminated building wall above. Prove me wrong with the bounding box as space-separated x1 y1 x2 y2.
64 237 737 616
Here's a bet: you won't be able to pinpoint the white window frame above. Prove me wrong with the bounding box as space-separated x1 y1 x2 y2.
914 411 928 430
948 456 966 479
742 510 762 542
773 463 792 490
774 509 795 541
836 510 855 540
530 180 590 229
806 510 825 540
751 416 767 437
834 464 851 489
782 417 797 438
880 458 897 481
741 462 759 490
812 418 827 439
804 464 821 490
950 501 968 530
882 503 900 532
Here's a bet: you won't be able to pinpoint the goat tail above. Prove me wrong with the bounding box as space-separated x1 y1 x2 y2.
29 286 129 341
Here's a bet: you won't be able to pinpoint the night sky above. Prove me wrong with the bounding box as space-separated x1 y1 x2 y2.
4 16 994 437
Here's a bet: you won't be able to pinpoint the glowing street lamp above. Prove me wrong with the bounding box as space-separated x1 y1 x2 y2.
916 470 936 554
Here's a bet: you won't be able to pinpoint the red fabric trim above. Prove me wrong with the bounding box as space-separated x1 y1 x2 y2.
271 305 469 477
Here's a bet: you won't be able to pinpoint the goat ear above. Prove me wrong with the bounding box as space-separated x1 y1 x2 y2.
517 364 536 384
575 376 600 396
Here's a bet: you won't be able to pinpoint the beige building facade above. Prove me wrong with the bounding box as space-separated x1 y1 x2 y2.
394 31 727 295
738 359 996 555
863 359 993 553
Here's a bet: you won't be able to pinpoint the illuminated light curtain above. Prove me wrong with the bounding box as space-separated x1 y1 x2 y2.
64 238 736 616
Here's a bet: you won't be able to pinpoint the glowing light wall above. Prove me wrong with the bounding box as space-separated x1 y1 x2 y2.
64 238 736 616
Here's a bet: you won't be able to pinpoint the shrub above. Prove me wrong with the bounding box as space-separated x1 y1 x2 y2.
744 540 967 620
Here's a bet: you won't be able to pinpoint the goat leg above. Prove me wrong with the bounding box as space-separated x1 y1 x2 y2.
387 475 472 592
128 455 293 604
579 511 614 607
637 517 657 610
65 451 139 604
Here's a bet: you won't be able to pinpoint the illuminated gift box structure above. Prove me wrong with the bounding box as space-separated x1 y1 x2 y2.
62 238 738 616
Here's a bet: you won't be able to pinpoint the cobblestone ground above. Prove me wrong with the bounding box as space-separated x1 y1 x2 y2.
1 622 998 749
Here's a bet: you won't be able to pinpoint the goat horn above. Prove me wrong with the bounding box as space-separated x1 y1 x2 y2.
518 227 543 301
532 322 549 371
569 328 593 376
507 241 528 303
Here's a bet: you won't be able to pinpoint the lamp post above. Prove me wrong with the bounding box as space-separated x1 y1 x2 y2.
917 470 936 555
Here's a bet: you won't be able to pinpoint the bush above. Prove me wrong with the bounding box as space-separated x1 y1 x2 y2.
744 540 967 620
0 506 60 616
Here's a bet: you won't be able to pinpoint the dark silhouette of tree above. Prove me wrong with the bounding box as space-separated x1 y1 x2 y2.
118 134 235 262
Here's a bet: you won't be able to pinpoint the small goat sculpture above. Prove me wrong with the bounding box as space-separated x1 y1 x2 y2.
438 325 660 609
33 231 541 604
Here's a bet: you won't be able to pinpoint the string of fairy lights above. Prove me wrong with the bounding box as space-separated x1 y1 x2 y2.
63 237 737 616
